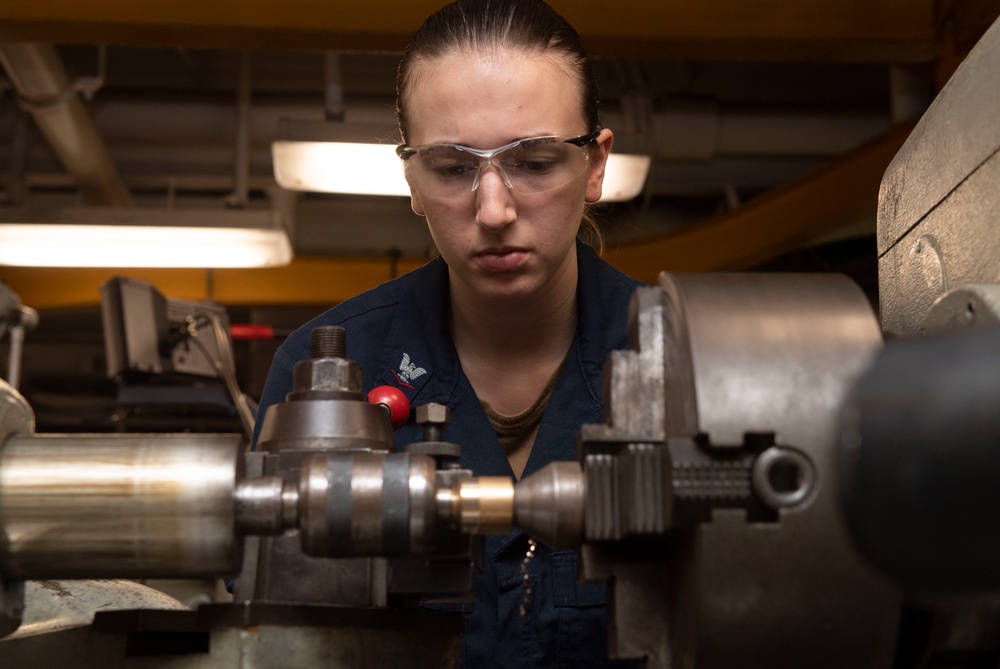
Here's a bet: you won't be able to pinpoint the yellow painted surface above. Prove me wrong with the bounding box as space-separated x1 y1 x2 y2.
0 0 937 40
603 122 916 283
0 256 427 309
0 0 940 57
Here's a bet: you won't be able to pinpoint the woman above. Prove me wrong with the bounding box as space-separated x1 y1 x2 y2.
254 0 643 666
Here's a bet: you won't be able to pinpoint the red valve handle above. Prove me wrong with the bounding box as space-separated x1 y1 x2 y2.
229 324 275 340
367 385 410 430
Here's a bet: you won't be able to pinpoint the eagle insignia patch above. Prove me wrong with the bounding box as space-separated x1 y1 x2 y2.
392 352 427 389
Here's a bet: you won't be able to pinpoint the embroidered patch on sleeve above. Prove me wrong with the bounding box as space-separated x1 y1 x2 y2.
389 352 428 390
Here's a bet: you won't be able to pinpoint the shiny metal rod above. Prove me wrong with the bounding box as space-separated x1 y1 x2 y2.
0 434 243 579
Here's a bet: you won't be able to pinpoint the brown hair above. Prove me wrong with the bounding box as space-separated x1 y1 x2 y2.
396 0 605 250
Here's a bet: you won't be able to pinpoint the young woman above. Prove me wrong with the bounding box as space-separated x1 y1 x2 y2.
255 1 643 666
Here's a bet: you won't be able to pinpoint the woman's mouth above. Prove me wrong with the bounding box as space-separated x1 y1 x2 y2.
475 247 528 272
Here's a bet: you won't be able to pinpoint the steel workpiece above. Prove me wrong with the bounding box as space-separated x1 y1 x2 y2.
0 434 244 580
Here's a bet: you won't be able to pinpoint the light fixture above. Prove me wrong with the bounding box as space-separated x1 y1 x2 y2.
273 120 408 197
602 154 651 202
0 207 293 268
272 119 651 203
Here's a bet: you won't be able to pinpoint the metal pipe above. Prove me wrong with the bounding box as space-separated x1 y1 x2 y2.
6 107 29 206
324 52 345 121
0 42 133 207
227 50 251 208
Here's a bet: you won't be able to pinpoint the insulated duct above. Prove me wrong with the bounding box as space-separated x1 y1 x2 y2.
0 42 133 207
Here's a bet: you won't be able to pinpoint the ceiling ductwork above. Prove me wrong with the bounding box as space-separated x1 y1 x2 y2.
0 42 132 207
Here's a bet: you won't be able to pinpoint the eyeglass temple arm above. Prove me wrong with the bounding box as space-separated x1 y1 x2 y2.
564 130 601 147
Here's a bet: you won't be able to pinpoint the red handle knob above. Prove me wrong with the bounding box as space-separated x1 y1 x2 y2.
367 385 410 430
229 324 275 340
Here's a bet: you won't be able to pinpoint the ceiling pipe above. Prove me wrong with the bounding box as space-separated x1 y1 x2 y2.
226 50 252 208
72 96 890 164
323 52 346 122
0 42 133 207
5 108 29 206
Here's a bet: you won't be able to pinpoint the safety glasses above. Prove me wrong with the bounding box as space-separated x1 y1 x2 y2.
396 131 599 199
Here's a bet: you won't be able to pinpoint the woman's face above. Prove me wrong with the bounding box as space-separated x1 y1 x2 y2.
402 49 612 305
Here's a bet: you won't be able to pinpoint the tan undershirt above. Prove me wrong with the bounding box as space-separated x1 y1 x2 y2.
480 362 564 480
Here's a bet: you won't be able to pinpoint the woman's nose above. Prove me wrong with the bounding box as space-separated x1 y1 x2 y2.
474 166 517 232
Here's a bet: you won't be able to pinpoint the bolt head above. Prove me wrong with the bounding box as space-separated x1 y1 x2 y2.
415 402 450 425
293 357 362 393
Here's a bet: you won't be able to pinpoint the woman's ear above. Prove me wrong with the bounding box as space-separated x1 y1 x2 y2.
410 189 426 216
584 128 613 204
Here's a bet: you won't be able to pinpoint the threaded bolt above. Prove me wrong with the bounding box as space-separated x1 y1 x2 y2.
416 402 450 442
311 326 346 359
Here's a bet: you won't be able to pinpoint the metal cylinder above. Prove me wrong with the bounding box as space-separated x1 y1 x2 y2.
458 477 514 535
255 399 394 452
513 461 585 549
838 325 1000 595
234 475 299 535
0 434 243 579
311 324 347 359
298 452 439 557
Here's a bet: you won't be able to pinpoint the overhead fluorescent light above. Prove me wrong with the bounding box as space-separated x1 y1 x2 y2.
601 154 652 202
274 140 409 196
272 119 651 203
273 119 407 197
0 207 293 268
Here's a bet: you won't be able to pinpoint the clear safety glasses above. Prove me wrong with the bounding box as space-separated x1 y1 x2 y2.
396 131 600 199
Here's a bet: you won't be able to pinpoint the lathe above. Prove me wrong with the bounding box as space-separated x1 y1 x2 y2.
2 12 1000 669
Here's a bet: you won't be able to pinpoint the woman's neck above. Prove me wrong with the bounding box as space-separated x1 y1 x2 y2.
455 288 574 351
449 264 578 414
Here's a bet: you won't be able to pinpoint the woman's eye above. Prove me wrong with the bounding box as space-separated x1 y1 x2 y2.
518 160 554 174
432 163 473 179
507 153 559 175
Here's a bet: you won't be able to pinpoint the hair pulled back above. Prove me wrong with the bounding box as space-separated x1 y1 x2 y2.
395 0 600 143
395 0 605 249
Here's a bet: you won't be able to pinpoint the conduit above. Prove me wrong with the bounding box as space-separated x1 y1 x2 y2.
0 42 133 207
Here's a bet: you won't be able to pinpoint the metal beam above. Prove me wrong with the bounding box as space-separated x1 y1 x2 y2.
603 122 916 282
0 0 941 61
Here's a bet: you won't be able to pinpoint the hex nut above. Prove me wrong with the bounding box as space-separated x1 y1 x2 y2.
293 357 362 393
415 402 450 426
